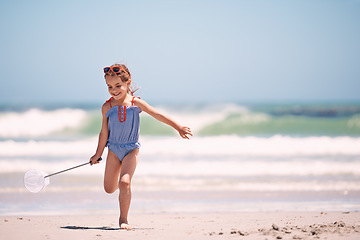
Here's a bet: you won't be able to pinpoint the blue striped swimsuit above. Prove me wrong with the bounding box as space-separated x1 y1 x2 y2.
105 97 141 162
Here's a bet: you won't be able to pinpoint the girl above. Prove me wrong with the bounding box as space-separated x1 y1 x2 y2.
90 63 192 230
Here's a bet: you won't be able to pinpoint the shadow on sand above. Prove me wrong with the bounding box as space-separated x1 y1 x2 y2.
61 226 154 231
61 226 120 231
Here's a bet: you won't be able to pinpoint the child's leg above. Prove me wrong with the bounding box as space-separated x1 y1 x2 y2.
118 148 139 229
104 150 122 194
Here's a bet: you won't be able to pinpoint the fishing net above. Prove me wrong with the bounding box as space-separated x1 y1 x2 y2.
24 169 50 193
23 158 101 193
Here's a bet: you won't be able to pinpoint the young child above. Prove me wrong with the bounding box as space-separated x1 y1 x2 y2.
90 63 192 230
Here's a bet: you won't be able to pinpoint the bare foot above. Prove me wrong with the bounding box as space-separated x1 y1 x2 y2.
119 218 132 230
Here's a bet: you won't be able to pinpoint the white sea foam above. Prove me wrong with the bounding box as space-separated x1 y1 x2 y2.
1 179 359 193
131 177 360 192
2 157 360 193
0 108 87 138
0 158 99 174
0 138 98 157
1 135 360 158
140 135 360 157
1 154 360 178
1 136 360 196
135 159 360 177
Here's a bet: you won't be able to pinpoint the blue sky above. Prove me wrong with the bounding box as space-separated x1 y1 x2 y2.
0 0 359 105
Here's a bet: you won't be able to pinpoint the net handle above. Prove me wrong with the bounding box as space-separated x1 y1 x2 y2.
44 158 102 178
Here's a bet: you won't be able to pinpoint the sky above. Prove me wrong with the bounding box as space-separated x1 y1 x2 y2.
0 0 359 105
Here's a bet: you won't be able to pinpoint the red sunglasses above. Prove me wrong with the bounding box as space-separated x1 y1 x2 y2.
103 66 130 77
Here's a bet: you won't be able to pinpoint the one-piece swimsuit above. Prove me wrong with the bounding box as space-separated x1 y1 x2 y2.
105 96 141 162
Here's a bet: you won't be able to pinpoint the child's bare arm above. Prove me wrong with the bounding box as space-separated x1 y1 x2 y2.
135 98 192 139
90 104 109 165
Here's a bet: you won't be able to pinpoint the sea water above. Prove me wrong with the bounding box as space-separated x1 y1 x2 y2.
0 102 360 215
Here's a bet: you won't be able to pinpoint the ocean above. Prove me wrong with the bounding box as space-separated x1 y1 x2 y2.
1 102 360 215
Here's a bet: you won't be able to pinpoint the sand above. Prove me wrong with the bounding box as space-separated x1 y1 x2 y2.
1 212 359 240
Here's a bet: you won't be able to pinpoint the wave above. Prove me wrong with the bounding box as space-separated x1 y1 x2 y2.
200 113 360 136
130 178 360 192
0 108 88 138
0 138 96 157
1 178 359 193
1 104 360 138
0 104 248 138
143 135 360 156
1 135 359 194
1 156 360 194
1 136 360 158
1 155 360 177
134 103 360 136
1 136 360 181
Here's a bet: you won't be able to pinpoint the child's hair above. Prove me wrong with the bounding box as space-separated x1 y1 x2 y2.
104 63 139 96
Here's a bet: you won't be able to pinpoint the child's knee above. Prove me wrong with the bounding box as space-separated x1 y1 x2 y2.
104 181 117 194
119 175 131 189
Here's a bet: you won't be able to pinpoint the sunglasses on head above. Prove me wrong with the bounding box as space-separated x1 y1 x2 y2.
103 66 130 77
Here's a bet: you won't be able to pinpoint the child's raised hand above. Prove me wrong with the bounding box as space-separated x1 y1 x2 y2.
178 126 192 139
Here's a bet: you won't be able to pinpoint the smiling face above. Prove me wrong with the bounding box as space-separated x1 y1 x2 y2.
105 75 131 100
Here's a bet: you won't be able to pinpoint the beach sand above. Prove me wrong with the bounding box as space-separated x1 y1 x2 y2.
1 212 359 240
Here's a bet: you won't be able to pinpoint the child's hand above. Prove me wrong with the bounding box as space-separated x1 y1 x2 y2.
178 126 192 139
90 155 101 166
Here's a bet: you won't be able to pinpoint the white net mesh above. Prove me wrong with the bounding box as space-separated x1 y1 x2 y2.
24 169 50 193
